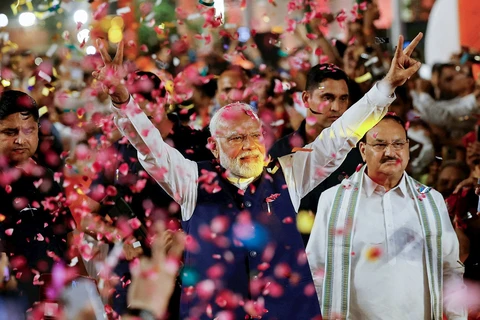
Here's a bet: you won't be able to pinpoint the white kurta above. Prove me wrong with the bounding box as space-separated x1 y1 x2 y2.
307 172 467 320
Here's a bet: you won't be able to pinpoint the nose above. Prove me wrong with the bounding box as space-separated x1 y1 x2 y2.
15 133 25 145
242 135 255 150
384 144 396 156
330 100 340 112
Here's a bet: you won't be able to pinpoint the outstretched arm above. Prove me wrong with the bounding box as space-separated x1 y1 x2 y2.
92 40 198 221
281 33 424 210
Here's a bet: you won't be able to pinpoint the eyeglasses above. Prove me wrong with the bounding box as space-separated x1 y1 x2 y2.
366 139 409 151
216 131 264 146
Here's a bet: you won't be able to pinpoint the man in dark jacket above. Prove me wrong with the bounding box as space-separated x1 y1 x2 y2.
269 65 363 244
0 90 75 310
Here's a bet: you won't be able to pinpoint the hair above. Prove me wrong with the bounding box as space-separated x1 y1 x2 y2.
305 63 349 93
434 63 456 79
0 90 38 122
133 71 166 102
360 113 407 143
439 160 470 180
209 102 260 137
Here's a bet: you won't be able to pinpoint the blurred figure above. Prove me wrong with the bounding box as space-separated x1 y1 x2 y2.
436 160 470 199
0 90 76 310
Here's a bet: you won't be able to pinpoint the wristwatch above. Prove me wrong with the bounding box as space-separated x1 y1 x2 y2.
126 308 156 320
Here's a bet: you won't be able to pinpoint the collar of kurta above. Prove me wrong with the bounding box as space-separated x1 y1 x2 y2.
321 164 444 320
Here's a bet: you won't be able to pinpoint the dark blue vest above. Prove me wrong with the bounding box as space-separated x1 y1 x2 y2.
180 161 321 319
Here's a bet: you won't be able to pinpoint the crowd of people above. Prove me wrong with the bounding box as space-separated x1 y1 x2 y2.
1 0 480 319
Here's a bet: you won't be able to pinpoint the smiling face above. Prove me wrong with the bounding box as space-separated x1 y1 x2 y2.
0 112 39 166
209 106 266 179
359 118 410 182
302 78 349 130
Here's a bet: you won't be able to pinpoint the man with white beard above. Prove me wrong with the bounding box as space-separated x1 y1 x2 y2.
92 33 423 319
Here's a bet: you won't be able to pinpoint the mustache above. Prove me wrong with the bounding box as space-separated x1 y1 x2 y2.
380 157 400 164
238 151 263 158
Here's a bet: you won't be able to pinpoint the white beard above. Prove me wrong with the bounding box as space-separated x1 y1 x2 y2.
218 147 265 179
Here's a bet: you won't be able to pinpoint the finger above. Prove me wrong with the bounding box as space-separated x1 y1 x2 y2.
403 59 422 78
403 32 423 57
392 35 404 64
96 39 112 64
168 231 186 259
113 40 124 65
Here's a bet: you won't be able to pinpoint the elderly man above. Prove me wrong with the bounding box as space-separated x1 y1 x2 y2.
0 90 75 309
93 33 422 319
306 114 467 319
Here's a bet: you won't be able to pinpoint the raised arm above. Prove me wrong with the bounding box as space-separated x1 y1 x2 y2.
280 33 423 210
92 40 198 220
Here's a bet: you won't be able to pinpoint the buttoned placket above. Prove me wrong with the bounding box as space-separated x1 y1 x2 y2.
382 189 397 265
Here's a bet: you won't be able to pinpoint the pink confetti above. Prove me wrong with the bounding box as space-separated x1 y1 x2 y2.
5 228 13 236
93 2 109 20
282 217 293 224
33 179 43 189
37 233 44 241
266 193 281 203
119 163 129 176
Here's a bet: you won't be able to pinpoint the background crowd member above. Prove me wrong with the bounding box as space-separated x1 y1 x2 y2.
269 63 362 244
0 90 76 309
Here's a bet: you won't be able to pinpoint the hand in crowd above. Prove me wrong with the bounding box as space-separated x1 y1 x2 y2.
466 141 480 170
92 39 129 104
126 222 185 319
0 252 17 291
383 32 423 92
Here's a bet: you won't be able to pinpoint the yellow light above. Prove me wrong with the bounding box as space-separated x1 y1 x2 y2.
159 23 165 29
111 16 124 28
108 26 123 43
1 79 11 87
41 87 50 96
39 106 48 117
100 17 112 32
263 15 270 23
296 210 315 234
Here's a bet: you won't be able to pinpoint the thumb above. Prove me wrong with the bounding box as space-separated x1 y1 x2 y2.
405 61 422 79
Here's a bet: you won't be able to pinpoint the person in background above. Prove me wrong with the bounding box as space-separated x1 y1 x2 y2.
269 64 363 244
0 90 76 310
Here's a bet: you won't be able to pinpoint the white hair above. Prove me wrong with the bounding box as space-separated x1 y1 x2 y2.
209 102 260 137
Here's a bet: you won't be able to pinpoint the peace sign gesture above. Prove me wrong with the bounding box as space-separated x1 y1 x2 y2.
92 39 130 104
384 32 423 89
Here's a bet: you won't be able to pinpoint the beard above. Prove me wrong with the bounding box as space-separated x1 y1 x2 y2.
219 148 265 179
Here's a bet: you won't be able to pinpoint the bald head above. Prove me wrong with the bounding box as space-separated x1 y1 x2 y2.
216 69 249 107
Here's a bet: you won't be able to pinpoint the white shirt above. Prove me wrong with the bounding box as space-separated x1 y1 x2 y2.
411 91 478 137
307 172 467 320
350 173 431 320
112 83 395 221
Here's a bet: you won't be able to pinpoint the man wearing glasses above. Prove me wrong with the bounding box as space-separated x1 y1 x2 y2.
307 114 467 319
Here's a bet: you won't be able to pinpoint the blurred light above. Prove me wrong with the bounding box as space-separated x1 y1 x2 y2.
108 26 123 43
73 9 88 24
34 57 43 66
1 79 11 87
213 0 224 22
263 15 270 23
0 14 8 27
19 12 36 27
77 29 90 43
86 46 96 55
173 57 180 66
111 16 124 28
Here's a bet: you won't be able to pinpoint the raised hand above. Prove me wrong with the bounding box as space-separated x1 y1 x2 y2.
384 32 423 89
127 222 185 318
92 39 130 104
